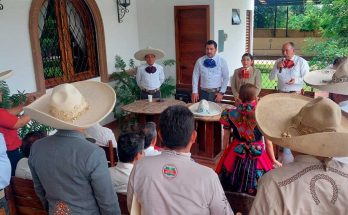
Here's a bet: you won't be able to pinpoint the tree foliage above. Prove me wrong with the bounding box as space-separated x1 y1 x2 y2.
289 0 348 67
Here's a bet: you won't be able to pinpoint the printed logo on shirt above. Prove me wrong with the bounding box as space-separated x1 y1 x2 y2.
162 164 177 179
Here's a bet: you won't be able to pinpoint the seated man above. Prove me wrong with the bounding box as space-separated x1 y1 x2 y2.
85 123 117 148
143 122 161 156
15 131 47 180
127 105 234 214
109 132 144 194
250 94 348 215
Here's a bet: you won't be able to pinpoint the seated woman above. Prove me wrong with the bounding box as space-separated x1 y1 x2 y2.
15 131 47 179
216 83 279 195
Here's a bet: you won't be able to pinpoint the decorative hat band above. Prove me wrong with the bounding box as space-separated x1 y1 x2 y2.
281 122 336 138
50 98 89 122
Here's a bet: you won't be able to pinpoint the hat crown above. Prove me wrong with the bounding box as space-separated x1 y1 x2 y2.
335 59 348 78
49 83 89 122
292 97 341 133
197 99 210 114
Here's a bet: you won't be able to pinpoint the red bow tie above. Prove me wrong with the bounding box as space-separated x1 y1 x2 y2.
239 69 250 79
283 59 295 69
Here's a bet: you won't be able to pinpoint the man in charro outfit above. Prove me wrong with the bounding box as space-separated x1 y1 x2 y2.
250 93 348 215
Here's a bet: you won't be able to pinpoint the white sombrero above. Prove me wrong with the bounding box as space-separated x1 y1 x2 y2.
134 46 165 61
304 59 348 95
256 93 348 157
24 81 116 130
0 70 13 81
189 99 222 117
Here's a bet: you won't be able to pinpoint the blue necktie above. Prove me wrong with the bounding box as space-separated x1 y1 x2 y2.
203 58 217 68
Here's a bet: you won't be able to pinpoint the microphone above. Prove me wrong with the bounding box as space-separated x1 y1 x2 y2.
279 58 285 73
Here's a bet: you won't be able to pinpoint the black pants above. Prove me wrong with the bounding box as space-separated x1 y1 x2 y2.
7 148 24 176
140 90 161 100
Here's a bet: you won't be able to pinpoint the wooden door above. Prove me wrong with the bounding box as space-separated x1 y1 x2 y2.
175 6 210 90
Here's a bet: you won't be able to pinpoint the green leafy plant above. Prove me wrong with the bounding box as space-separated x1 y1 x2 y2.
110 55 176 129
0 80 54 138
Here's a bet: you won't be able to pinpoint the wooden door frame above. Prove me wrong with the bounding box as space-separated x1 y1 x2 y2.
174 5 210 90
29 0 107 92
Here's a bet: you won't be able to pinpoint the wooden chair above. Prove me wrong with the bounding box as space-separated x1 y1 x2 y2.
117 193 129 215
225 191 255 215
100 140 118 167
8 176 47 215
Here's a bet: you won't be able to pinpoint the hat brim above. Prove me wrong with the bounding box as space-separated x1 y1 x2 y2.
24 81 116 130
339 101 348 113
256 93 348 157
0 70 13 81
304 69 348 95
134 48 165 61
188 102 222 117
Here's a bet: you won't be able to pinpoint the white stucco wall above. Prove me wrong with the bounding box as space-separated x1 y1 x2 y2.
214 0 254 78
136 0 214 81
136 0 254 84
0 0 139 94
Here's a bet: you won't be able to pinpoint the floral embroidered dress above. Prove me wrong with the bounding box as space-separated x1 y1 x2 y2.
216 100 273 195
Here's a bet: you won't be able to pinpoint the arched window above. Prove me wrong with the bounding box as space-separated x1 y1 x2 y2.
29 0 108 91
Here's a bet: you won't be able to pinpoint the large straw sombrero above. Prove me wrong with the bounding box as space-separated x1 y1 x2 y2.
304 59 348 95
24 81 116 130
189 99 222 117
256 93 348 157
0 70 13 81
134 46 165 61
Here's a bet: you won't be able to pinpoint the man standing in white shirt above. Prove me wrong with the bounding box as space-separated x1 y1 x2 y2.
109 132 144 194
134 47 166 99
143 122 161 156
269 42 309 93
192 40 229 103
0 133 11 215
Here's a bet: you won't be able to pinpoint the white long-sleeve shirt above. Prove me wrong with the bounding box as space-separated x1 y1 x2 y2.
136 63 165 90
192 55 229 94
0 133 11 190
269 55 309 92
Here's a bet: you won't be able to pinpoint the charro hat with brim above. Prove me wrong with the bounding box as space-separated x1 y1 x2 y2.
0 70 13 81
134 46 165 61
304 59 348 95
24 81 116 130
255 93 348 157
189 99 222 117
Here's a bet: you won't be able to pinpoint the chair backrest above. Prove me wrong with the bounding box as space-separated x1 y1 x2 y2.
100 140 118 167
225 191 255 215
117 193 129 215
9 176 47 215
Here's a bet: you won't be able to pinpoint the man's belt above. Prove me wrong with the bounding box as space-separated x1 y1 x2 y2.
0 189 4 199
142 88 160 94
201 87 220 93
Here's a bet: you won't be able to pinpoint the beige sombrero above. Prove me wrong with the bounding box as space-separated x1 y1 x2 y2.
24 81 116 130
189 99 222 117
256 93 348 157
304 59 348 95
134 46 165 61
0 70 13 81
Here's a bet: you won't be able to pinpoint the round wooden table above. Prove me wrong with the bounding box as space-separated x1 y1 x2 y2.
187 103 235 166
122 99 186 115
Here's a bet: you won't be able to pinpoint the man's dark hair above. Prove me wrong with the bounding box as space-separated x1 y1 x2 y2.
206 40 217 49
159 105 195 149
144 122 157 149
22 131 47 157
288 42 295 48
117 132 144 163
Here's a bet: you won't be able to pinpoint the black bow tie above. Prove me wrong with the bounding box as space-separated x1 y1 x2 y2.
145 66 157 74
